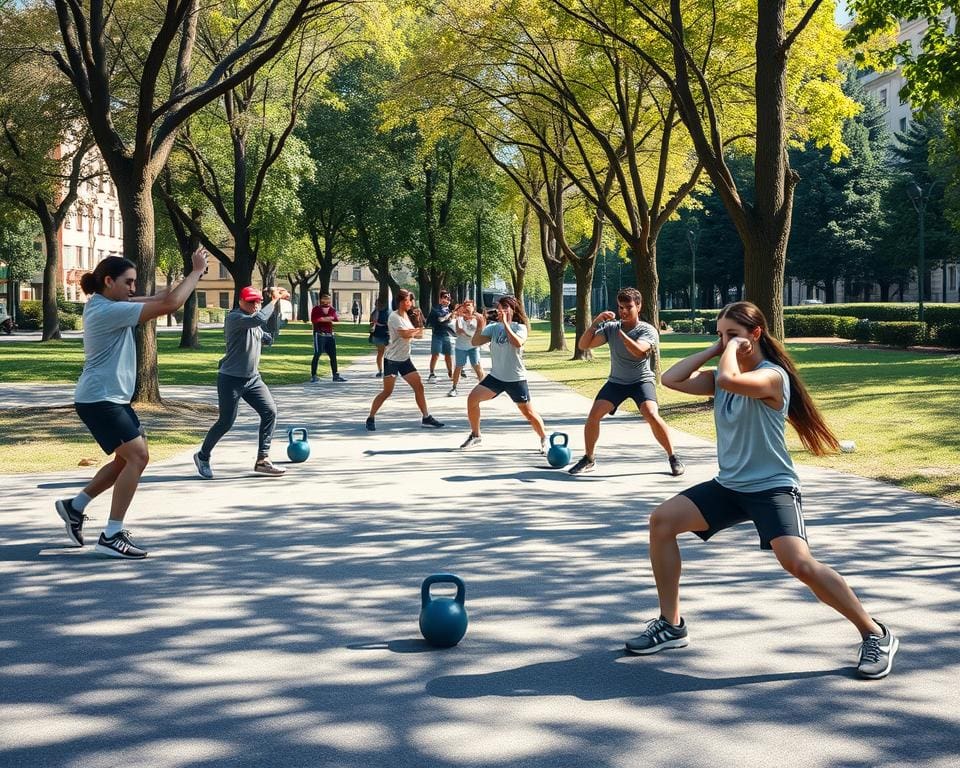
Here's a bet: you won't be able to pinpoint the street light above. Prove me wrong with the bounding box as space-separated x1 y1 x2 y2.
906 179 939 326
686 227 700 320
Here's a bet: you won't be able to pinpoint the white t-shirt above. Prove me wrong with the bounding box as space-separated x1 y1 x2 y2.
385 310 415 361
480 321 528 381
454 316 479 350
75 294 145 403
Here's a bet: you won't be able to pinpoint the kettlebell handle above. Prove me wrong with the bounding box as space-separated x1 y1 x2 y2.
288 427 308 442
421 573 466 608
549 432 568 447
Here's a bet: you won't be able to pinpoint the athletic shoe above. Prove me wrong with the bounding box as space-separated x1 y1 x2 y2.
568 456 596 475
421 415 444 428
375 372 383 379
254 458 286 477
428 373 437 382
539 437 548 455
333 374 347 382
193 452 213 480
310 376 319 383
55 499 88 547
669 454 686 477
447 388 458 397
366 417 376 431
857 621 899 679
625 616 689 655
460 433 482 450
95 530 147 559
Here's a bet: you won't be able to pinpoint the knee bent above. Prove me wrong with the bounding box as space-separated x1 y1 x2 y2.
780 556 818 582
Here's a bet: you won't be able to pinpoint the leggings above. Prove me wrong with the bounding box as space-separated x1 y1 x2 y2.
200 373 277 460
312 333 338 376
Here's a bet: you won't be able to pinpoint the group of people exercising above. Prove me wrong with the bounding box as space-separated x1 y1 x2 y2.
51 250 898 680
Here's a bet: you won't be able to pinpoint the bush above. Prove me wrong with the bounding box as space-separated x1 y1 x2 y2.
703 318 717 335
783 314 844 337
836 316 859 339
923 304 960 325
670 319 705 333
930 323 960 348
17 300 83 331
784 303 920 321
871 321 925 347
852 318 873 342
660 309 720 323
59 313 82 331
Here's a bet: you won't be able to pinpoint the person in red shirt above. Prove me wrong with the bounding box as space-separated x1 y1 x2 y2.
310 293 346 382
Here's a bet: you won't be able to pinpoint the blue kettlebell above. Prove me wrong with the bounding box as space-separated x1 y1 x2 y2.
419 573 468 648
286 427 310 463
546 432 572 468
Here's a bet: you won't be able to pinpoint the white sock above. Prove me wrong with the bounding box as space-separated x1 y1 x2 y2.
103 519 123 537
72 492 92 512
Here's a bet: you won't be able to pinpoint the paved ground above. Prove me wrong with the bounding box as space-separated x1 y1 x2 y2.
1 340 959 767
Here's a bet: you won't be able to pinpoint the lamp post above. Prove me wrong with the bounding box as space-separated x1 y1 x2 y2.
906 180 939 326
686 227 700 320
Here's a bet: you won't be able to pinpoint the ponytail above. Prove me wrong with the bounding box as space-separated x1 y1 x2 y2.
80 256 136 295
717 302 839 456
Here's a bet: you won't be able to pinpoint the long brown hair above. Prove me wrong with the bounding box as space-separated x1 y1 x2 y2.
497 295 528 327
717 301 839 456
397 289 422 327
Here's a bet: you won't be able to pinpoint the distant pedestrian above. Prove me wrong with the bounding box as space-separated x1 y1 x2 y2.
55 249 207 559
310 293 346 383
193 286 290 481
352 299 361 325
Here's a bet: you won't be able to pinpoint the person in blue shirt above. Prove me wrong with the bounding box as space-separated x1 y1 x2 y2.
625 301 898 680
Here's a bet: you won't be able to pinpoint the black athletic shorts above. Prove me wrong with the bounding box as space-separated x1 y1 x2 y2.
595 380 658 414
75 401 145 455
681 479 806 551
384 358 417 378
479 375 530 404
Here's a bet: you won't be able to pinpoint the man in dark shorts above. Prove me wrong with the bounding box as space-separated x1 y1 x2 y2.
569 287 684 476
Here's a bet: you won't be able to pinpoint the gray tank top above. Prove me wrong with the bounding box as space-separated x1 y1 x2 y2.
713 360 799 492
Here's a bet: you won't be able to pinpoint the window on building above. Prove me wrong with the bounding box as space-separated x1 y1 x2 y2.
76 210 83 231
64 211 72 229
900 116 908 132
331 269 340 281
89 247 95 266
949 265 957 291
109 210 115 237
75 245 84 268
219 263 229 279
98 249 104 261
98 173 105 193
352 267 362 281
879 88 887 108
219 291 230 309
197 291 207 308
98 207 104 234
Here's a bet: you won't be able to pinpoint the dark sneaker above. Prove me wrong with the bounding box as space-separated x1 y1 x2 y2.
568 456 596 475
193 452 213 480
95 530 147 559
625 616 689 655
421 414 444 428
669 454 686 477
428 373 437 382
254 459 286 477
55 499 88 547
857 621 899 679
460 433 482 450
310 376 319 383
366 417 376 431
447 387 458 397
333 374 347 382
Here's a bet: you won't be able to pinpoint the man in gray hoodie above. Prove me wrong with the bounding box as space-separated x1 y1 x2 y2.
193 285 289 479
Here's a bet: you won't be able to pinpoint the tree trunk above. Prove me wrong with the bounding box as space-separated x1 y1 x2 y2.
570 257 595 361
545 259 567 352
39 212 61 341
879 281 890 302
824 279 836 304
628 237 661 330
178 210 202 348
417 266 431 314
230 230 256 303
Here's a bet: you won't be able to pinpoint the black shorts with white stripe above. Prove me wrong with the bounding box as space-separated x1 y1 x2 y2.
680 479 806 551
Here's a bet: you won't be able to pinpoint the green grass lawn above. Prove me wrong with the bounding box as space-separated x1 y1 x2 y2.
523 321 960 504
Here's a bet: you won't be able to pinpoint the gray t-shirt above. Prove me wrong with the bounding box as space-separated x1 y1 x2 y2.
453 316 479 350
481 321 528 381
218 303 275 378
598 320 658 384
385 311 414 361
75 294 145 404
714 360 799 492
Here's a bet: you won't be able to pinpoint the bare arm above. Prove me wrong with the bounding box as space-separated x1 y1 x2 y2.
579 311 615 351
619 329 653 360
471 312 488 346
716 339 784 406
139 249 207 323
501 319 525 348
662 340 723 396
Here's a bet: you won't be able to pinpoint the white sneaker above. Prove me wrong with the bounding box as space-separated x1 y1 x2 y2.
460 433 482 450
539 437 548 455
447 388 458 397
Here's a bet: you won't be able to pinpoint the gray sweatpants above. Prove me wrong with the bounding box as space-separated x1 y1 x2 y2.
199 373 277 460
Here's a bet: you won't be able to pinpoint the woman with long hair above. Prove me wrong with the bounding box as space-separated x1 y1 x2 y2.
625 301 897 679
366 289 444 430
55 250 207 559
368 297 390 378
459 295 546 452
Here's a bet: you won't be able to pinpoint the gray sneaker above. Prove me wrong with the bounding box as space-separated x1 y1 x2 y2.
254 458 286 477
460 433 482 450
447 387 458 397
568 456 596 475
193 452 213 480
669 454 686 477
857 621 899 679
95 530 147 559
625 616 689 655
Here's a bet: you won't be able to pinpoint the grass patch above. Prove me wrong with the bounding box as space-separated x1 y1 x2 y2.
524 321 960 504
0 401 218 473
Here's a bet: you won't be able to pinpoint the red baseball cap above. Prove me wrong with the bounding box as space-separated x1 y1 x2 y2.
239 286 262 303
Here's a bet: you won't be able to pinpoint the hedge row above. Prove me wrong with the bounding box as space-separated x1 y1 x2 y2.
17 300 82 331
661 303 960 324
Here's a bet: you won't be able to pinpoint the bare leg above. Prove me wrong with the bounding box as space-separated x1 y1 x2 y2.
108 437 150 523
467 385 497 434
771 537 883 638
82 456 127 499
472 362 484 379
376 346 385 373
516 401 546 439
369 375 397 418
404 371 429 416
648 495 710 625
451 365 463 388
444 352 453 377
429 353 439 375
640 400 676 457
584 400 614 458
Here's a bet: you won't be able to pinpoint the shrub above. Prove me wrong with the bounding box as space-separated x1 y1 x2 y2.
852 318 873 342
923 305 960 325
660 309 720 323
59 313 82 331
703 318 718 335
17 300 83 331
836 316 859 339
783 314 843 337
784 303 920 321
930 323 960 348
670 319 705 333
871 321 925 347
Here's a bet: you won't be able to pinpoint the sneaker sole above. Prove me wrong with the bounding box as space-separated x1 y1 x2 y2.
193 454 213 480
55 500 82 547
421 423 444 428
858 636 899 679
94 543 147 559
569 465 596 475
625 637 689 655
254 468 286 477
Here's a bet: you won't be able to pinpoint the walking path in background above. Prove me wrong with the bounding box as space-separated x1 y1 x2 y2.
1 340 958 767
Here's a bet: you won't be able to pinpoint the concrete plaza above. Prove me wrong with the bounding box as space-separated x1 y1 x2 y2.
1 341 958 767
